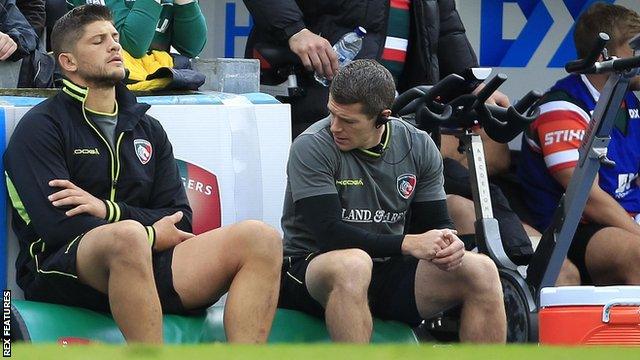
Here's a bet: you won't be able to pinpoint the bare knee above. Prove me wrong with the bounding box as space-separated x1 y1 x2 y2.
310 249 372 302
232 220 283 262
460 254 501 297
105 220 151 267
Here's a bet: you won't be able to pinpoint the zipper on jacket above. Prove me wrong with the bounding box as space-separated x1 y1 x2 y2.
111 133 125 201
80 96 124 202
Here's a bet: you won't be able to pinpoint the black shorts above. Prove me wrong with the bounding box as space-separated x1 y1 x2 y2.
279 253 423 327
22 234 189 315
568 222 607 285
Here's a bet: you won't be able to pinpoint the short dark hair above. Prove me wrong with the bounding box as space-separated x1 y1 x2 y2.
574 2 640 59
51 5 113 64
329 59 396 119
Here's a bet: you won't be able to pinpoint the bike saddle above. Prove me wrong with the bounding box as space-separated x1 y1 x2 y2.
253 43 302 70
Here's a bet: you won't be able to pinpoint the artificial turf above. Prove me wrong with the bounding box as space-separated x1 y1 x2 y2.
10 343 640 360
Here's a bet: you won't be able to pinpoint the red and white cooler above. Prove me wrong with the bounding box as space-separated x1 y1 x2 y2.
539 286 640 345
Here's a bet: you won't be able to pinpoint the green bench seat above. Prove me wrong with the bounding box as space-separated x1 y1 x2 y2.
11 300 417 344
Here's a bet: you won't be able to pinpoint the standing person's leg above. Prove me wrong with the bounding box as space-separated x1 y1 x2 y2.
170 220 283 343
76 220 162 343
414 252 506 343
303 249 374 342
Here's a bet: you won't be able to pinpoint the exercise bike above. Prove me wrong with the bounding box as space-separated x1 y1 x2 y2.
393 71 541 342
251 43 306 99
393 32 640 342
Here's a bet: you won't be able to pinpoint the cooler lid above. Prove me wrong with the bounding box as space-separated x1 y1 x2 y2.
540 286 640 307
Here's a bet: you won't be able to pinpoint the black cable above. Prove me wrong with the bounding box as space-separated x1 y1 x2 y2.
378 118 416 166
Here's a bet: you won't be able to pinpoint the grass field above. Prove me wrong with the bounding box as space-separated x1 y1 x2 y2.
10 344 640 360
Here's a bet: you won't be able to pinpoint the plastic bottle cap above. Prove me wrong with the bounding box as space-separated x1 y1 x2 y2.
355 27 367 37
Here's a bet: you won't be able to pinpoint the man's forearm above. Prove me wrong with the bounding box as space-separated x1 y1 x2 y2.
296 194 404 257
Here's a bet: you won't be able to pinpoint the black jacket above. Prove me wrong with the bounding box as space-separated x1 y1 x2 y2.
0 0 38 61
16 0 45 38
4 80 192 289
243 0 478 92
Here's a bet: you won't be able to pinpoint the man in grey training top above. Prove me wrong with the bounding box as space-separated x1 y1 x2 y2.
279 59 507 343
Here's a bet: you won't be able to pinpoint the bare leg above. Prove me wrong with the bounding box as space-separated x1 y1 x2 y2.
585 227 640 284
171 220 282 343
521 222 540 237
555 260 581 285
415 252 506 343
76 220 162 343
446 194 476 235
305 249 373 342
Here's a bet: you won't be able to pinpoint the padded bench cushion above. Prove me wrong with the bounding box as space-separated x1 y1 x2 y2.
11 300 417 344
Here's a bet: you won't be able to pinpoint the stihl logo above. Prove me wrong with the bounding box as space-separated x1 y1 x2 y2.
543 129 585 145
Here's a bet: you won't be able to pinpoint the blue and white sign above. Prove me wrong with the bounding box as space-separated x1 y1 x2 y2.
480 0 615 68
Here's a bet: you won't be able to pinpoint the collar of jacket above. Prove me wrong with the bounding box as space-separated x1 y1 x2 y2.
61 78 151 129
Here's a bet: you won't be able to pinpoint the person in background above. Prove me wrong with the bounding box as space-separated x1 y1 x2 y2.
0 0 38 61
519 2 640 285
16 0 45 40
244 0 508 134
67 0 207 58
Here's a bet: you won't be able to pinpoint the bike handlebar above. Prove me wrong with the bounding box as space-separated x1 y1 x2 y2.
565 32 640 74
594 56 640 73
391 74 465 122
565 33 609 74
482 93 542 143
393 73 542 143
473 73 507 108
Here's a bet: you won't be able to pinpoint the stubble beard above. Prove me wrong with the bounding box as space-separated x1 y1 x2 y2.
81 67 126 89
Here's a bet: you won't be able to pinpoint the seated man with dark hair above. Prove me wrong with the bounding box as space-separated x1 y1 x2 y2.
4 4 282 344
279 59 506 343
519 2 640 285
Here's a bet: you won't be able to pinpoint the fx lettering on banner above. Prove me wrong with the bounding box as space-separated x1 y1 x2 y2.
480 0 615 68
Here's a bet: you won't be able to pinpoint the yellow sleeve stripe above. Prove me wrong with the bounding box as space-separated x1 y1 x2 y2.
104 200 122 223
145 226 156 248
112 201 121 222
105 200 115 222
